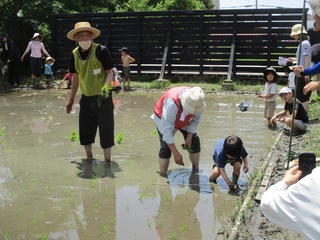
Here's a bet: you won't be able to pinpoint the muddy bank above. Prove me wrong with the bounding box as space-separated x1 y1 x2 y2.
230 124 319 239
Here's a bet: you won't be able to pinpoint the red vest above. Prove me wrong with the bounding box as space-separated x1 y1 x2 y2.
154 87 195 129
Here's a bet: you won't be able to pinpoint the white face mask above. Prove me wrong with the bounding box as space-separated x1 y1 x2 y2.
78 41 92 50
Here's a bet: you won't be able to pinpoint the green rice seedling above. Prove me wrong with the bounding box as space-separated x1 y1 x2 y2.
39 233 47 240
32 216 38 225
109 217 117 225
15 207 23 212
4 231 11 240
0 128 5 136
102 225 110 235
40 208 46 215
139 192 146 202
64 198 70 205
180 223 188 231
97 84 112 107
45 182 52 190
95 201 100 209
89 179 96 188
185 210 191 216
164 194 171 203
9 172 16 178
64 179 69 185
104 189 109 197
168 232 177 240
146 220 152 228
64 189 72 196
116 132 124 144
21 181 29 189
68 130 79 142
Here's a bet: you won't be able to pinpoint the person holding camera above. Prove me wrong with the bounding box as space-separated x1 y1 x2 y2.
260 165 320 240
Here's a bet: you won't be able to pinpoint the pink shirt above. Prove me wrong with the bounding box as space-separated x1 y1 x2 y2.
24 41 48 58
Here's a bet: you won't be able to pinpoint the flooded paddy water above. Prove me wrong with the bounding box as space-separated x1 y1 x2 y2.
0 88 280 239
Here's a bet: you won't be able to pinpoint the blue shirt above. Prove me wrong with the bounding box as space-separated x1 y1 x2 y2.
45 62 53 75
213 139 248 168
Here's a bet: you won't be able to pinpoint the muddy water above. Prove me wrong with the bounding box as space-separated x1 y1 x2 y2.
0 89 280 239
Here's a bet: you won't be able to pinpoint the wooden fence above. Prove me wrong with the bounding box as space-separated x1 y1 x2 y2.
51 9 307 79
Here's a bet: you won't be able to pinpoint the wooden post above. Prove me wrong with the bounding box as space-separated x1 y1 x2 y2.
159 32 171 80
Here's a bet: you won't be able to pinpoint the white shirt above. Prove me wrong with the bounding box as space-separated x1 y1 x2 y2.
264 82 277 102
260 167 320 240
151 92 201 144
296 40 311 68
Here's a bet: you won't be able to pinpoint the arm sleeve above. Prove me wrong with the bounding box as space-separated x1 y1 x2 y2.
69 54 76 73
160 98 178 144
303 61 320 76
97 45 114 70
260 180 299 232
41 43 49 55
24 42 31 54
182 114 201 133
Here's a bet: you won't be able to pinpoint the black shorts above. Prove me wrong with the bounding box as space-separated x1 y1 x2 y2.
30 57 42 77
79 94 114 149
157 128 201 159
295 77 311 103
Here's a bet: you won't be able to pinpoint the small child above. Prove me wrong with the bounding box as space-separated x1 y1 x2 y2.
270 87 308 134
258 67 278 128
120 47 135 91
112 67 122 93
44 57 55 88
209 135 249 191
59 71 73 89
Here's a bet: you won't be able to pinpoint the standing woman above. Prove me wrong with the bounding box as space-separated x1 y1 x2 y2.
288 24 312 112
21 33 53 87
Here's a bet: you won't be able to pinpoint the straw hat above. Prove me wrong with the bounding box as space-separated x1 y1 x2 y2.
46 56 53 62
67 22 100 41
290 24 307 37
180 87 206 115
308 0 320 17
32 33 43 41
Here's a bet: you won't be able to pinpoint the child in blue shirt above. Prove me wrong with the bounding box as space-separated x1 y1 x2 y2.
44 56 55 88
209 135 249 190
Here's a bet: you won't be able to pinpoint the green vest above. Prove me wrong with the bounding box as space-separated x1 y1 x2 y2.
73 43 106 96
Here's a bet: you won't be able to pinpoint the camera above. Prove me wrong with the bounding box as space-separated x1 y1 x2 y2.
298 152 316 179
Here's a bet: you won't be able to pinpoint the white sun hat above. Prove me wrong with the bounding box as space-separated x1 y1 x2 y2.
180 87 206 115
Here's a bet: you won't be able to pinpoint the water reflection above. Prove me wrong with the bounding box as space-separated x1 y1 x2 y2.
73 159 122 179
0 90 278 239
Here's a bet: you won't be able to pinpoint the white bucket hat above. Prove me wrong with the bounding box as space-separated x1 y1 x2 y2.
308 0 320 17
32 33 43 41
290 24 307 37
180 87 206 115
67 22 100 41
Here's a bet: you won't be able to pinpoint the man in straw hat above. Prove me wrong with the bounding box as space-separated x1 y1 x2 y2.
66 22 115 164
151 86 206 176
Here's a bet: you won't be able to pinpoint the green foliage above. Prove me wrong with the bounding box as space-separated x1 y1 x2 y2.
147 80 170 89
